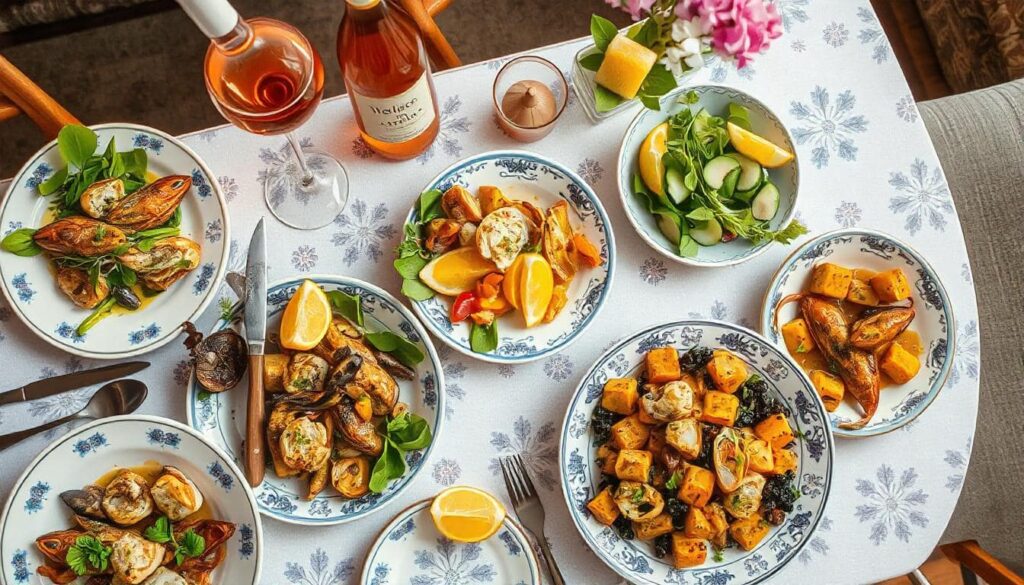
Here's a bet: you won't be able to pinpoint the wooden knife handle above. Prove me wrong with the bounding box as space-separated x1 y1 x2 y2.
245 353 266 487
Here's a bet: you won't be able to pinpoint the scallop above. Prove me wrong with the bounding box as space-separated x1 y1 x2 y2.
722 472 766 520
101 470 154 526
279 416 331 472
141 567 188 585
110 532 165 584
613 481 664 522
475 207 531 271
285 353 329 394
151 466 204 521
641 380 695 422
665 417 702 460
80 178 126 218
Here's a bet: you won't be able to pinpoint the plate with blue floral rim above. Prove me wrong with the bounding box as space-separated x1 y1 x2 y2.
0 123 229 359
616 84 800 267
759 228 956 438
559 320 833 585
0 414 262 585
360 497 541 585
403 149 615 364
186 274 445 525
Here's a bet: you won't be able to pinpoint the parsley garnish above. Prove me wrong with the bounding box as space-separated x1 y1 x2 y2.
665 471 682 491
631 487 645 503
144 516 206 565
66 535 111 575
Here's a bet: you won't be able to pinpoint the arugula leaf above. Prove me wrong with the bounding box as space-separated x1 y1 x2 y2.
365 330 425 368
58 125 98 169
326 289 364 328
418 189 444 222
469 321 498 354
590 14 618 52
594 85 624 113
578 52 604 72
1 228 42 257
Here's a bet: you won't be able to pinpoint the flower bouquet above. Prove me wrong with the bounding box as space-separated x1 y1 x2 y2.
573 0 782 122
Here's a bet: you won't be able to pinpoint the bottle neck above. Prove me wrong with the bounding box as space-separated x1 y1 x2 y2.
347 0 384 10
211 17 254 54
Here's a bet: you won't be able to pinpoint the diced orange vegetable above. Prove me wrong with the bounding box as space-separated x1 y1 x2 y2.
771 447 798 475
781 318 815 354
354 394 373 421
746 438 774 474
478 294 511 314
809 370 845 412
543 284 568 323
572 233 603 267
587 487 620 525
476 272 504 300
677 465 714 508
704 502 729 538
470 310 495 326
610 414 650 450
754 413 794 450
707 349 748 394
701 391 740 427
870 268 911 302
847 278 880 306
594 34 658 100
602 378 639 415
730 514 772 550
683 507 715 539
809 262 853 299
614 449 653 482
596 444 618 475
646 347 682 384
672 535 707 569
647 427 667 457
880 341 920 384
478 186 510 215
633 514 674 540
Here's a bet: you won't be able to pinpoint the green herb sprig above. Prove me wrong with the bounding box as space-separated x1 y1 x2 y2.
368 411 434 493
42 125 148 215
66 535 112 576
394 189 444 302
325 289 424 368
143 516 206 565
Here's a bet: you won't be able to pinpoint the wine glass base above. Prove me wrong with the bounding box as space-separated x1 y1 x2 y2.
264 148 349 230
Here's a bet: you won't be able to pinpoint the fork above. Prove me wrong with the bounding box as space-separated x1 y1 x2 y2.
500 454 566 585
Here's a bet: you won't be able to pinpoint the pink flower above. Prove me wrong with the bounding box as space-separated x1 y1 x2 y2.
606 0 657 21
675 0 782 67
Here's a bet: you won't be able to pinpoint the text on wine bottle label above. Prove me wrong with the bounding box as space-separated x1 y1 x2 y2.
350 73 436 144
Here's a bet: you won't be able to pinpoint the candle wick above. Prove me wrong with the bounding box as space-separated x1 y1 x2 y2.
523 86 538 108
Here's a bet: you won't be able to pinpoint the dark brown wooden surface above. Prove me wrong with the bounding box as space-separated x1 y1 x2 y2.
0 54 78 137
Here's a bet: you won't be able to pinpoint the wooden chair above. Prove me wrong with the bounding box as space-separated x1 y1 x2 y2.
398 0 461 71
941 541 1024 585
0 54 79 139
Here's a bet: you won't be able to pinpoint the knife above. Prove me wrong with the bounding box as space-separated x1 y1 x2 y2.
0 361 149 406
243 218 268 487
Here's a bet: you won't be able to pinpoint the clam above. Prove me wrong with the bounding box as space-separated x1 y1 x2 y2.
117 236 201 291
440 185 483 223
267 402 301 478
104 175 191 232
33 216 127 256
713 428 748 493
331 456 370 498
181 322 247 392
285 353 329 394
424 218 462 254
665 417 702 460
80 177 126 218
110 532 165 584
334 398 384 456
101 470 154 526
721 472 766 520
58 484 105 519
542 201 578 283
279 416 331 472
141 567 188 585
151 466 204 521
641 380 695 423
613 481 664 521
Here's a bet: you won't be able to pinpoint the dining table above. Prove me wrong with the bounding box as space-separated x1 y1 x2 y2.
0 0 981 583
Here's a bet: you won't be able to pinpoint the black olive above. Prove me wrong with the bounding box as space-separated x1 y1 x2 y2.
613 515 634 540
111 286 141 310
637 502 654 514
591 406 622 443
653 534 672 558
762 471 799 516
666 497 689 530
679 346 714 373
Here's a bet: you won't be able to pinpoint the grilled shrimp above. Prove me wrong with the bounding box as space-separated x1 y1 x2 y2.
33 217 127 256
56 266 110 309
117 237 201 291
104 175 190 232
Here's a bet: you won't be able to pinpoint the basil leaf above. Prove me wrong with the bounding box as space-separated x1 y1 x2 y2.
639 94 661 111
418 189 443 222
122 148 148 176
627 18 658 48
365 330 424 368
401 278 434 301
639 65 677 98
578 52 604 72
1 228 42 256
393 254 427 280
594 85 624 113
326 290 364 327
391 413 432 450
590 14 618 52
469 321 498 354
107 151 125 179
687 208 715 222
57 125 98 169
678 234 699 258
368 439 406 493
38 166 68 195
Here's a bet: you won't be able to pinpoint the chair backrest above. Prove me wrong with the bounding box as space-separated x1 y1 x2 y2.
0 54 78 139
398 0 461 71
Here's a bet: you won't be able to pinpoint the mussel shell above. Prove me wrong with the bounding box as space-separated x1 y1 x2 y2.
112 286 141 310
193 330 247 392
59 485 105 519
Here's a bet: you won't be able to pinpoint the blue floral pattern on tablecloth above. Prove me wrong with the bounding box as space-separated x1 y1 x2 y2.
790 86 868 168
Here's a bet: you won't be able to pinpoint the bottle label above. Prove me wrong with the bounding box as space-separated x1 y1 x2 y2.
351 72 436 144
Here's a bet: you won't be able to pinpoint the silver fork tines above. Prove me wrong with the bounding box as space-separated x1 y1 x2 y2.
500 454 566 585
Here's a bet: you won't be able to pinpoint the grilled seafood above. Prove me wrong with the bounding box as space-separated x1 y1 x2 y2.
613 481 664 521
181 322 247 393
337 358 399 416
56 266 110 309
102 470 154 526
640 379 695 422
140 567 188 585
721 472 766 519
59 485 105 519
267 402 302 478
104 175 191 232
543 201 578 283
285 353 330 394
334 397 384 456
850 305 915 351
33 217 128 256
80 177 127 218
331 456 371 498
151 466 204 521
312 318 377 365
110 532 165 584
440 185 483 223
279 416 332 471
117 236 201 291
424 218 462 254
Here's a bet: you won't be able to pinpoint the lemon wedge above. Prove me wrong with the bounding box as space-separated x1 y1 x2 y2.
430 486 506 543
418 246 498 297
726 122 795 168
516 253 554 328
280 280 332 351
638 122 669 195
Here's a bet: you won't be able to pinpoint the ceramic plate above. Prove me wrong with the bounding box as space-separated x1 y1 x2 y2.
361 498 541 585
406 150 614 364
0 415 262 585
0 123 229 359
759 229 955 437
559 320 833 585
617 85 799 267
186 275 445 525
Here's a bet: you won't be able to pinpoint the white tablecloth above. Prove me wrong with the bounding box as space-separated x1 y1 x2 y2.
0 1 980 583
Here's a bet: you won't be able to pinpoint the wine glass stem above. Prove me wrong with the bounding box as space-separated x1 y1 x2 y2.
285 131 315 187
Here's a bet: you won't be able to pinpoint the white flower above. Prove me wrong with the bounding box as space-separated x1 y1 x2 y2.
662 17 709 75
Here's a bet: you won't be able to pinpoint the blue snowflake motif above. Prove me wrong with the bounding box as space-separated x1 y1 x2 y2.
4 220 24 236
896 95 918 123
856 7 890 63
707 53 756 83
432 457 461 486
498 364 515 378
639 257 667 286
193 263 215 295
291 245 319 272
576 158 604 184
217 175 239 201
798 516 832 564
205 219 223 243
39 366 58 378
54 321 86 343
238 523 254 558
822 22 849 47
413 538 496 584
11 549 28 583
776 0 809 31
417 95 471 165
72 432 108 457
790 86 869 168
791 39 807 52
888 159 952 234
29 385 89 419
146 428 181 448
949 320 979 386
488 416 557 491
133 133 164 153
191 169 211 198
441 356 467 420
25 163 53 189
543 354 574 382
834 201 862 227
207 461 234 490
352 137 374 159
283 548 355 585
129 323 162 345
11 273 35 303
944 437 971 492
855 464 929 544
332 199 396 266
309 500 331 517
258 137 326 207
23 481 50 514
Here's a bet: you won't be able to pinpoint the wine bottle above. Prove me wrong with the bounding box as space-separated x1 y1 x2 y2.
338 0 440 160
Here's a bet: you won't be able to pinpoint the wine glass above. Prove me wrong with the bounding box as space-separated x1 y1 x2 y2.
203 17 348 230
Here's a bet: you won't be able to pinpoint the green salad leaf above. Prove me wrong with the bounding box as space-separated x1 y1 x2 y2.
1 228 42 256
590 14 618 52
369 412 434 493
58 125 98 169
66 535 111 576
470 321 499 353
365 330 424 369
326 289 364 328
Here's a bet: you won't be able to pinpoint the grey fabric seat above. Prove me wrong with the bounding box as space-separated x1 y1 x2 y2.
920 78 1024 574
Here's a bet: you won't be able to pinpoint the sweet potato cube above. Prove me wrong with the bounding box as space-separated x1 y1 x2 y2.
610 414 650 450
880 342 921 384
602 378 639 415
646 347 681 384
672 535 707 569
809 370 845 412
809 262 853 298
870 268 911 302
730 514 772 551
847 278 880 306
704 502 729 538
614 449 653 482
781 318 815 354
677 465 715 508
683 506 716 539
586 487 620 526
701 391 739 427
755 413 794 449
707 350 748 394
746 439 775 474
633 514 674 540
771 447 799 475
596 444 619 476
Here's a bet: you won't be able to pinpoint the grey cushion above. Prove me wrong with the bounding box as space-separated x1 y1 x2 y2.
920 78 1024 574
0 0 156 33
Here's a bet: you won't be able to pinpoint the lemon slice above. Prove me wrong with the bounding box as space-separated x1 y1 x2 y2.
430 486 506 543
418 247 498 297
638 122 669 195
726 122 795 168
280 280 332 351
516 253 554 328
502 254 525 310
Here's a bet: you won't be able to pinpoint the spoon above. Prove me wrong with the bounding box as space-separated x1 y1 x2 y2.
0 379 148 451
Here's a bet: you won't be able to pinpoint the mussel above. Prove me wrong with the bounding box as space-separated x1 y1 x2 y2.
59 484 105 519
151 466 204 521
33 216 127 256
104 175 191 232
101 470 154 526
80 177 126 218
331 456 370 498
440 185 483 223
333 398 384 456
182 322 247 392
424 218 462 254
267 402 301 478
329 353 399 416
713 428 748 493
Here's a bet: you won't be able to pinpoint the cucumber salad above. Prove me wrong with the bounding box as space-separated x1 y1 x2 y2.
631 94 806 258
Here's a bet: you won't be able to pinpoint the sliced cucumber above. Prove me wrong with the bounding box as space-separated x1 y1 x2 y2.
751 182 780 221
719 167 741 199
702 156 741 190
656 212 683 244
729 153 764 192
690 217 723 246
665 167 691 205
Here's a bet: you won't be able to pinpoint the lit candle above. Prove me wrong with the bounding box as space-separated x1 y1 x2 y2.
492 56 567 142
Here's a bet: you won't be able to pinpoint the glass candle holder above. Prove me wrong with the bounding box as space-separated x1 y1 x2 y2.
492 56 568 143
